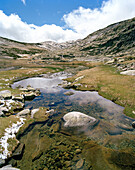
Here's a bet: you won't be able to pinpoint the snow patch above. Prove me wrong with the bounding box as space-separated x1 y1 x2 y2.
0 117 25 159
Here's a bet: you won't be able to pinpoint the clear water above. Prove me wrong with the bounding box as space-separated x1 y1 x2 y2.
12 72 135 140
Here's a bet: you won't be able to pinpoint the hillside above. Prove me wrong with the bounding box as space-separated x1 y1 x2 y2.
38 17 135 61
0 17 135 67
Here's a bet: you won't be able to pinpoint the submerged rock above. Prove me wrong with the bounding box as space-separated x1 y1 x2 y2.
63 111 97 127
76 159 84 169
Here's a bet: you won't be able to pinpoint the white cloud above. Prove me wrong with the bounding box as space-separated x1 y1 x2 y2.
63 0 135 38
0 10 80 43
21 0 26 5
0 0 135 43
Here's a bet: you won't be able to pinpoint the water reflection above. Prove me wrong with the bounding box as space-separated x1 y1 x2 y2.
12 73 135 139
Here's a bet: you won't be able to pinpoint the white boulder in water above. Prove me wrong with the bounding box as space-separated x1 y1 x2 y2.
63 111 96 127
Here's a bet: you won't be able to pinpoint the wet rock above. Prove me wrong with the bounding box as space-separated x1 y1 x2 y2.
75 76 84 82
106 59 115 64
0 111 5 117
72 83 82 89
12 95 24 102
12 143 25 160
132 121 135 128
0 107 8 117
63 111 97 127
10 101 24 113
62 82 72 89
64 91 74 96
19 88 28 92
17 109 30 117
0 90 12 99
75 149 82 154
22 92 36 100
0 159 5 168
26 85 35 92
76 159 84 169
35 89 41 96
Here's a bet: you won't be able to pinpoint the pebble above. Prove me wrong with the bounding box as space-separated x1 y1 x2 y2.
75 149 82 154
76 159 84 169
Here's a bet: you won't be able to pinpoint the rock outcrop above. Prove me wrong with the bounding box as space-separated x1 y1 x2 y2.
120 70 135 76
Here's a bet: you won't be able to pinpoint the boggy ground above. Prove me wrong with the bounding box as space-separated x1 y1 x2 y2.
0 61 135 169
66 64 135 118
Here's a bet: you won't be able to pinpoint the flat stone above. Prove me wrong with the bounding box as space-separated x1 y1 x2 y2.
22 92 36 100
17 109 30 117
64 91 74 96
76 159 84 169
120 70 135 76
12 96 24 102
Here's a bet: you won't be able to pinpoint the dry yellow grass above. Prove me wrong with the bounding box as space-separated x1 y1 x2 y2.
67 65 135 117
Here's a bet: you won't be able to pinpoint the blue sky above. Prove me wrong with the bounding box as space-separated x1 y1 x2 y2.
0 0 135 43
0 0 106 26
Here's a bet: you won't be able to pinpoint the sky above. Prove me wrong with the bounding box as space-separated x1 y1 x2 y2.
0 0 135 43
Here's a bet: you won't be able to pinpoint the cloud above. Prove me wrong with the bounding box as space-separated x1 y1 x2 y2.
21 0 26 5
63 0 135 37
0 10 80 43
0 0 135 43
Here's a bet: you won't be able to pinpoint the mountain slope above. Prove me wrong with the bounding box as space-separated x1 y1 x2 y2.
0 17 135 62
38 17 135 59
79 17 135 56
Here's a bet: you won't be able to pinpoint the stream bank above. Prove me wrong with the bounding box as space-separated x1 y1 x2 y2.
3 71 135 170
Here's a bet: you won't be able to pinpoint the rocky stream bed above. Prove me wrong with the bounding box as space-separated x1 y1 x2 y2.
0 72 135 170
